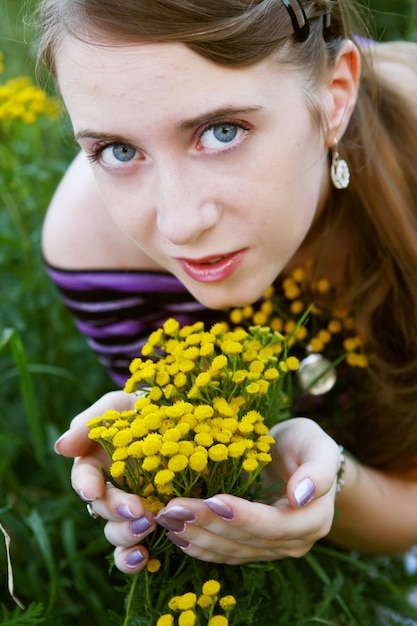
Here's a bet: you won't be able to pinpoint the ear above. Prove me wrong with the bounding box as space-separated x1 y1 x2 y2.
322 40 361 147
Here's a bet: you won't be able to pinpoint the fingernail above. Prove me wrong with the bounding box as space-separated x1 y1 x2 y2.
125 549 145 569
294 477 316 507
78 490 96 503
155 506 195 532
129 516 153 536
166 531 190 549
117 505 141 520
204 497 235 520
54 433 68 454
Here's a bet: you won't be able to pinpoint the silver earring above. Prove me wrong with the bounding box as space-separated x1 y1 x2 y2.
330 143 350 190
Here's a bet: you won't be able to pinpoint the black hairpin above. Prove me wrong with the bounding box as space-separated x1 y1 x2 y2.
280 0 310 43
323 7 332 40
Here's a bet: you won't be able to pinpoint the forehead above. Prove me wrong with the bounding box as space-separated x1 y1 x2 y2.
56 36 310 133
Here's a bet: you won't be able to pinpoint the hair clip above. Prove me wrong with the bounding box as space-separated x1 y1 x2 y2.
280 0 310 43
323 6 332 40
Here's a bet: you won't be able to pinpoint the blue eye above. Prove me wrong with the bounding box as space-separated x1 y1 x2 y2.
199 123 244 150
101 143 138 164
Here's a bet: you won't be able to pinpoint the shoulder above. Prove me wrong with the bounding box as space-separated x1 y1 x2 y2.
42 151 161 271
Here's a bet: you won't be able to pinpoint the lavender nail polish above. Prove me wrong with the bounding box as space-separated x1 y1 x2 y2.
204 497 235 520
294 477 316 507
116 504 141 520
155 506 196 532
125 550 145 569
78 490 96 503
166 532 190 549
130 516 153 536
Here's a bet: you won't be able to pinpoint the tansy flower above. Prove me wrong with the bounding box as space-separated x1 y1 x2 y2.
177 592 197 610
202 580 221 596
110 461 126 478
208 444 229 462
208 616 229 626
157 615 174 626
197 594 213 609
178 610 196 626
154 469 175 486
147 558 161 573
219 595 237 610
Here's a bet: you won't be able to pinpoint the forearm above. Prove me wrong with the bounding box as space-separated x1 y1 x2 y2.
328 455 417 554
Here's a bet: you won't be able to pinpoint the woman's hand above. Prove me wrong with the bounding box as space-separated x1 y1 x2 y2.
56 400 342 572
55 391 157 574
152 418 341 564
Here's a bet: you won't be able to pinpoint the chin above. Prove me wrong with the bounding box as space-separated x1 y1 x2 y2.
191 284 264 311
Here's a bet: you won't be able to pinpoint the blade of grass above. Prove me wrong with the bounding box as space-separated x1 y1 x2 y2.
0 329 44 465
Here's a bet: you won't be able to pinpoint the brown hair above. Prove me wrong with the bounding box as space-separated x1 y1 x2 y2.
35 0 417 469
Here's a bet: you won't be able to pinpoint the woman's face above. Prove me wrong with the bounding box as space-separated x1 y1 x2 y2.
57 37 331 308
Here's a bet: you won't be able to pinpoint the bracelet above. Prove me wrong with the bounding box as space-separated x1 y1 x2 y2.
335 445 346 497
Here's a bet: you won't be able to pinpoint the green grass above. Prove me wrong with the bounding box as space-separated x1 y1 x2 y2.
0 1 416 624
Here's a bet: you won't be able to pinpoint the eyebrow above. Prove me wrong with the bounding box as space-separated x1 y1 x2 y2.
74 105 263 144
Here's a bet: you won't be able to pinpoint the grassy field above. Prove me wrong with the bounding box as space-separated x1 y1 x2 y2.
0 1 416 624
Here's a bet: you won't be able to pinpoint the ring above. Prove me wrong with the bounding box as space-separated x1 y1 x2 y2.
86 502 99 519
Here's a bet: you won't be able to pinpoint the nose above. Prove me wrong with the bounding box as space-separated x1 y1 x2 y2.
155 165 221 245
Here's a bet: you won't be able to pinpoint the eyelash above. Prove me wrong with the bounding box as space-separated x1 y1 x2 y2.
84 119 252 166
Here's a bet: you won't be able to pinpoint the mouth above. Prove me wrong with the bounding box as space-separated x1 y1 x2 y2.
175 249 247 283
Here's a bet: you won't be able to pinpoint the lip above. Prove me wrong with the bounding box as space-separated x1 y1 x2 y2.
175 249 247 283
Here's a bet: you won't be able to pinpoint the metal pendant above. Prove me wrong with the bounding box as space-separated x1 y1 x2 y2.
331 154 350 190
296 353 337 395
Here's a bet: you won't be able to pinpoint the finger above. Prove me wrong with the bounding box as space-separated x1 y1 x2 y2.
71 453 110 501
55 391 135 457
114 545 149 574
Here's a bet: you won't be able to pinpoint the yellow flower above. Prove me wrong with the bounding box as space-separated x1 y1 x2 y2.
188 452 208 472
168 596 180 610
154 469 175 486
87 416 104 428
147 558 161 573
177 592 197 610
168 454 189 472
113 429 133 448
286 356 300 371
245 382 259 394
194 432 214 447
160 441 180 456
110 461 126 478
208 444 229 462
228 442 246 458
197 594 213 609
195 372 212 387
194 405 214 420
142 455 161 472
219 595 237 610
142 434 163 456
163 318 180 335
242 458 259 472
112 447 129 461
221 340 243 355
208 616 228 626
157 615 174 626
178 610 196 626
210 354 228 371
202 580 221 596
178 440 195 457
264 367 279 380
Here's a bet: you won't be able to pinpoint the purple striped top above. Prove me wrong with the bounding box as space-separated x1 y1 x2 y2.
45 264 228 386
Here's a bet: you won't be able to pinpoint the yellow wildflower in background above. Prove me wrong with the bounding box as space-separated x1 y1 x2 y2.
0 54 60 125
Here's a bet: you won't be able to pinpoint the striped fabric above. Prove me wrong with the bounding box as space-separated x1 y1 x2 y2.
45 263 228 386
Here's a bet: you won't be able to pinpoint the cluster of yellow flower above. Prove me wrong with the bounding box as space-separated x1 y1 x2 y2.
88 319 298 511
0 52 59 124
157 579 235 626
230 264 369 369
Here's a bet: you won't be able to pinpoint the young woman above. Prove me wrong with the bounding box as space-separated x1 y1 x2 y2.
37 0 417 575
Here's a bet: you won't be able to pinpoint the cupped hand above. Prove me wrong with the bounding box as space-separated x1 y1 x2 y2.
55 391 156 573
56 399 341 571
152 418 342 564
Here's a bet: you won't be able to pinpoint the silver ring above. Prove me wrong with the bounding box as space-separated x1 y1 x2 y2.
86 502 99 519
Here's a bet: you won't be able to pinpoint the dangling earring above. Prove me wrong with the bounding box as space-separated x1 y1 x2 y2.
330 142 350 190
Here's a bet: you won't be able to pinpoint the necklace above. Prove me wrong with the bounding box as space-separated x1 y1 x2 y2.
228 264 368 395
